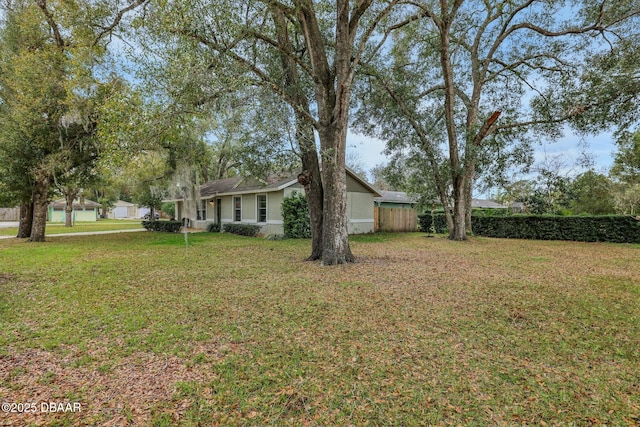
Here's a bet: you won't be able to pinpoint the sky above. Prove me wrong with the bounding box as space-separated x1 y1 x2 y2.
347 128 619 190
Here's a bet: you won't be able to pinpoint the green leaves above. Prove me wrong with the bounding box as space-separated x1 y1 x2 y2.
420 212 640 243
611 130 640 184
282 191 311 238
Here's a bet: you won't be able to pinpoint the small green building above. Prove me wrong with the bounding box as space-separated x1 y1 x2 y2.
48 199 101 223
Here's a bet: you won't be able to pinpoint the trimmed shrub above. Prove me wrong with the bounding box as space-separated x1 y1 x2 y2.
473 215 640 243
418 213 640 243
207 223 221 233
418 212 448 234
142 220 182 233
223 223 261 237
282 191 311 238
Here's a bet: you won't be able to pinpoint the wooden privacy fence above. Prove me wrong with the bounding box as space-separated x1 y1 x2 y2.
374 207 418 232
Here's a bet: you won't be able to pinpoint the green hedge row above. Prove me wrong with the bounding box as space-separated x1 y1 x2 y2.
141 220 182 233
418 212 448 234
223 223 261 237
207 223 221 232
418 213 640 243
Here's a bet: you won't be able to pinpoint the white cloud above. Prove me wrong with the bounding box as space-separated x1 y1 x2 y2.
346 130 388 172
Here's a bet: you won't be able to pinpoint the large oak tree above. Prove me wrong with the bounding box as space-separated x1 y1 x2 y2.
149 0 405 264
355 0 639 240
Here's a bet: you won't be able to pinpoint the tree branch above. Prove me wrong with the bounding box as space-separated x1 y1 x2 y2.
172 28 320 129
403 0 443 30
349 0 373 36
295 0 333 90
247 29 315 78
34 0 64 48
352 0 401 75
92 0 149 47
472 110 501 145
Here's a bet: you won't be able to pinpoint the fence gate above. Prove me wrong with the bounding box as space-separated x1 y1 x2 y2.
374 207 417 232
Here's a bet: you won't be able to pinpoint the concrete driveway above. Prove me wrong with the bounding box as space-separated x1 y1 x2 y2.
0 221 19 229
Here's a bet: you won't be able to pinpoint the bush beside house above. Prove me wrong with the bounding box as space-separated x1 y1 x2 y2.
206 223 221 232
142 220 182 232
223 223 261 237
282 191 311 239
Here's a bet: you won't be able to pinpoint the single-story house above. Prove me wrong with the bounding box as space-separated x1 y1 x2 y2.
430 198 508 210
48 198 101 222
374 191 417 209
107 200 139 219
166 168 381 235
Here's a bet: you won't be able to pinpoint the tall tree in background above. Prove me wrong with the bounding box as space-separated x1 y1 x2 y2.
0 2 66 239
610 130 640 214
355 0 639 240
568 170 616 215
611 130 640 184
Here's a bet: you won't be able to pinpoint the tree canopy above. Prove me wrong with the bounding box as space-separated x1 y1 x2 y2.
0 0 147 240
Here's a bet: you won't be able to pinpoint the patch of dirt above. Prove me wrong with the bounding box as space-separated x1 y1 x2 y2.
0 273 15 284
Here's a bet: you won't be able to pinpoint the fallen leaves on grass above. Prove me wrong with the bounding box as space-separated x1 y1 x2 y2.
0 344 216 426
1 233 639 426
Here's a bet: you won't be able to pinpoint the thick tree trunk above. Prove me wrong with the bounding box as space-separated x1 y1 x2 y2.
296 0 370 264
317 114 354 265
17 200 33 238
30 177 50 242
320 160 354 265
449 177 467 241
297 132 324 261
298 168 323 260
440 197 454 233
314 64 355 264
272 5 324 261
464 177 473 234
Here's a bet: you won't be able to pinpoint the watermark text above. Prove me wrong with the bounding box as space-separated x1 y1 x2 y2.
2 401 82 414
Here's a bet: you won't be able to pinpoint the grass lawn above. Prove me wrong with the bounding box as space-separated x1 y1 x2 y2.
0 219 144 237
0 232 638 426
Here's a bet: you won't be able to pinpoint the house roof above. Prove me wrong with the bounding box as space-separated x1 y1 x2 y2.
200 176 243 197
170 168 380 201
471 199 506 209
374 190 416 205
49 198 102 209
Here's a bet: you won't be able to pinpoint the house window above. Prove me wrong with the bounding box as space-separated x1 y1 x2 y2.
257 194 267 223
197 200 207 220
234 196 242 221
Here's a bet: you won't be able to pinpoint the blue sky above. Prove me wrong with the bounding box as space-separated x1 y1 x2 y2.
347 128 618 185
